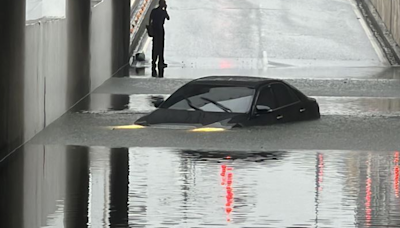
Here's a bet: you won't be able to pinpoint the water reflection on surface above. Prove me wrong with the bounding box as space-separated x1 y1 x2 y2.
1 146 400 227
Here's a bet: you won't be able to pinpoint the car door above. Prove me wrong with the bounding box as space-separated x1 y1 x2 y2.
270 83 301 123
248 85 277 126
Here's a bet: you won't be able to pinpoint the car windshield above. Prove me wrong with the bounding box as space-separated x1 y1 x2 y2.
161 85 255 113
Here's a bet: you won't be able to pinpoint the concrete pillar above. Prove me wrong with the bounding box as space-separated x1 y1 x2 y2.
66 0 91 107
0 0 26 159
112 0 131 77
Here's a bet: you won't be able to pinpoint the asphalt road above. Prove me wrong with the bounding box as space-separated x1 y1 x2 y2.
138 0 388 70
3 0 400 227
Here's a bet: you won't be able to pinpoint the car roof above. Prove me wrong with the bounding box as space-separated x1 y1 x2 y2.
189 76 283 87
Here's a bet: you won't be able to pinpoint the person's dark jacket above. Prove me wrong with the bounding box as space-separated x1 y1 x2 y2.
149 6 170 35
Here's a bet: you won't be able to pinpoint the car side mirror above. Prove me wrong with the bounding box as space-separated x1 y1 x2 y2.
256 105 273 114
151 96 165 108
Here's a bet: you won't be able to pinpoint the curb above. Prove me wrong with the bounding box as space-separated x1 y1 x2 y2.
356 0 400 65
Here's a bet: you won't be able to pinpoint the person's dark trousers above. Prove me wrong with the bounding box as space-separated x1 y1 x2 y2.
157 35 165 77
151 37 158 76
152 30 165 77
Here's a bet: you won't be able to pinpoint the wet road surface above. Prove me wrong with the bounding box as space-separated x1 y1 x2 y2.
3 0 400 227
136 0 388 71
171 0 386 67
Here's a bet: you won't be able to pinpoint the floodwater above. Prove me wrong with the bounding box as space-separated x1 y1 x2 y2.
1 145 400 227
77 93 400 118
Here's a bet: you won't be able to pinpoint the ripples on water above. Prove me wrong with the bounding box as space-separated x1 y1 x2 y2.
1 146 400 227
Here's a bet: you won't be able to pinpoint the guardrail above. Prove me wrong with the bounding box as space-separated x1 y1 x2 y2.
358 0 400 65
370 0 400 46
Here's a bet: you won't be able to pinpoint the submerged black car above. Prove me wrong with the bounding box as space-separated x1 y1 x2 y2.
135 76 320 129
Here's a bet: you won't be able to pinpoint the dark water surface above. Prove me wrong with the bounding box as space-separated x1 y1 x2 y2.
1 146 400 227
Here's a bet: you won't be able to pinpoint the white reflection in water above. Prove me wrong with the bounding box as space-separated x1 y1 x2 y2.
88 147 111 228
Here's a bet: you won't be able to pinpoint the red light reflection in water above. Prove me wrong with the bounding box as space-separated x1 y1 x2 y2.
394 152 399 198
221 165 226 185
220 164 234 222
365 157 372 227
318 154 324 192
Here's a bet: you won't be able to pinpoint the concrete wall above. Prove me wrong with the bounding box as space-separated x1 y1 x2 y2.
0 0 26 161
90 1 113 90
370 0 400 48
24 19 68 140
0 0 131 160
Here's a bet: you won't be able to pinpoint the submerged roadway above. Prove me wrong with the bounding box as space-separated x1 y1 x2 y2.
2 0 400 227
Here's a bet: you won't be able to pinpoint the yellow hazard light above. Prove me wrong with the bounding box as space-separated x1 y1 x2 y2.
112 124 145 130
191 127 226 132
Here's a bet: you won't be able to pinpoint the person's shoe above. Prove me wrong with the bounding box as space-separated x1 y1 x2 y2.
151 71 158 77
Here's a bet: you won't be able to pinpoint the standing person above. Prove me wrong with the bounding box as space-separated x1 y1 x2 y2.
149 0 170 78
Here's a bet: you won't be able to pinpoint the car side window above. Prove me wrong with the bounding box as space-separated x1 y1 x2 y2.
256 87 276 110
271 83 299 107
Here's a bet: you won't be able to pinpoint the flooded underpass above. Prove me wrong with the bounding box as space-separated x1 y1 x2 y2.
3 0 400 226
2 145 400 227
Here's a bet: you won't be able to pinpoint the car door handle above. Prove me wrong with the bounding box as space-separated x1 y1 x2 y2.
300 108 306 113
277 115 283 120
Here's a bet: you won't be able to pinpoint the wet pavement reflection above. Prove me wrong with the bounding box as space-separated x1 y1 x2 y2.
1 145 400 227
